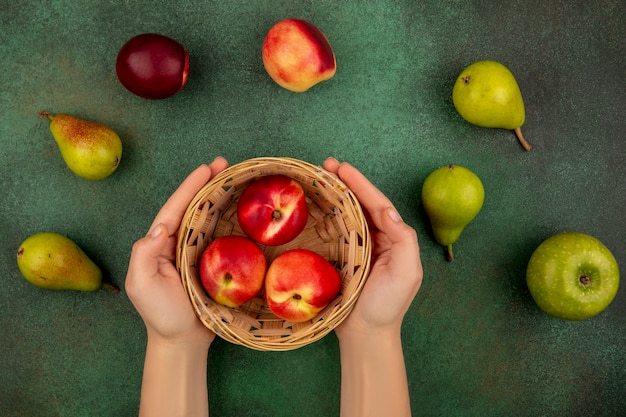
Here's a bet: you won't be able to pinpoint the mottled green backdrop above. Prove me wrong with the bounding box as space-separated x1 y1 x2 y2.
1 1 624 416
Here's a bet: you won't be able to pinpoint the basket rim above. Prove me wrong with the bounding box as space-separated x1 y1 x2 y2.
175 157 372 351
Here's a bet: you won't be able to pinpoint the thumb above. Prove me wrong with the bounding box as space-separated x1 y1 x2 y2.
126 224 169 289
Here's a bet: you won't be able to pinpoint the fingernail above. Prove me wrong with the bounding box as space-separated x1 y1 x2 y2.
387 207 402 223
150 224 163 238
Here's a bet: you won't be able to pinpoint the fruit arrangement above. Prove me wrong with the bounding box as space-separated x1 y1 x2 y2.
176 157 371 350
199 190 343 324
15 16 621 352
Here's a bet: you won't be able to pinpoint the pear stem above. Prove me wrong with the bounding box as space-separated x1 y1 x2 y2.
39 111 54 121
514 127 532 151
446 244 454 262
101 282 121 293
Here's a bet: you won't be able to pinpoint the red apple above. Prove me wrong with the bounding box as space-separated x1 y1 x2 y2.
262 18 336 92
116 33 189 99
199 235 266 308
265 249 341 322
237 175 308 246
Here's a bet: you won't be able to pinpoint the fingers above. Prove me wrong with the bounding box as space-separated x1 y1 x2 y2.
148 157 228 234
323 156 340 173
208 156 229 176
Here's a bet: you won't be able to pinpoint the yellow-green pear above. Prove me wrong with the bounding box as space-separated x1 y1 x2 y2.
452 60 532 151
40 112 123 180
421 164 485 262
16 232 118 292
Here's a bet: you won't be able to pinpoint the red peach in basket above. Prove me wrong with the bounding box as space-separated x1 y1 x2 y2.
262 18 336 92
199 236 266 308
265 249 341 322
237 175 308 246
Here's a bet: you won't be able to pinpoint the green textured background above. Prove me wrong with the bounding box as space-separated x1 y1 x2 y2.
1 1 625 416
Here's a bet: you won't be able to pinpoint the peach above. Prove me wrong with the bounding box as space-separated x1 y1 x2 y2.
265 249 341 322
199 235 266 308
237 175 308 246
262 18 336 92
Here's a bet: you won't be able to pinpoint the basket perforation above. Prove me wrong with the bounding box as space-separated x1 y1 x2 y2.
176 157 371 351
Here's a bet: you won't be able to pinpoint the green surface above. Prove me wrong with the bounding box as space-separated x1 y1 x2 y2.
1 1 625 416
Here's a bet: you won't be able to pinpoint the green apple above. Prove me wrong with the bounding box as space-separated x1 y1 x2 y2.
526 232 620 320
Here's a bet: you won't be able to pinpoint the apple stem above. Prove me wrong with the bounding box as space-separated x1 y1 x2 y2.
579 275 592 288
101 282 121 293
446 244 454 262
514 127 532 151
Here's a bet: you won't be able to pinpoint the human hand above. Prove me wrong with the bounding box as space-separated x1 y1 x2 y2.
323 158 423 340
126 157 229 348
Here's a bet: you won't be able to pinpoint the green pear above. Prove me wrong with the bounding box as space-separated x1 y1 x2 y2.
16 232 118 292
40 112 123 180
421 164 485 262
452 60 532 151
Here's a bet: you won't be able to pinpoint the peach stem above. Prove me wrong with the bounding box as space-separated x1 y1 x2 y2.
514 127 532 151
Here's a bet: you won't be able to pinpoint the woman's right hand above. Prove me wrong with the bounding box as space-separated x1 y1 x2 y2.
126 157 229 348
